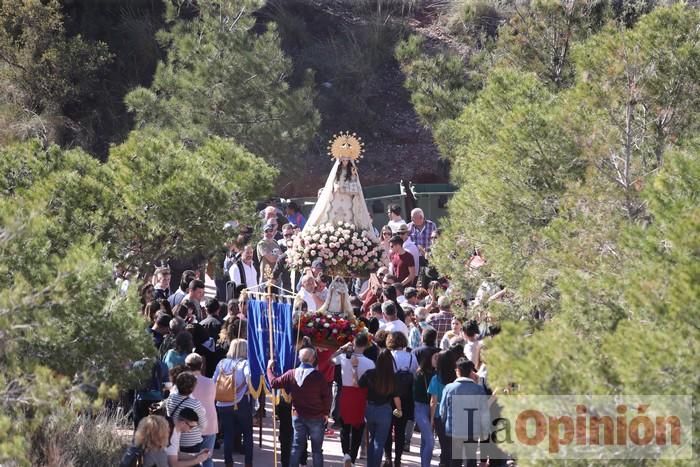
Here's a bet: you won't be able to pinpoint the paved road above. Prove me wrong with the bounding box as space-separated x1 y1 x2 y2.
211 399 437 466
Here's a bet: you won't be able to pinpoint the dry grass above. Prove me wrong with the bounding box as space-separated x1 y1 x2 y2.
31 406 131 467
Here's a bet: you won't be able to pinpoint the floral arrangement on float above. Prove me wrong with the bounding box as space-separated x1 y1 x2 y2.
296 311 368 348
287 221 383 277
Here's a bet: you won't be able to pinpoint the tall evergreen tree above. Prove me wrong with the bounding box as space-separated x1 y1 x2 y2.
431 68 584 319
125 0 319 167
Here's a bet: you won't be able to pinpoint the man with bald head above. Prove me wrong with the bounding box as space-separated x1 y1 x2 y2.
268 346 331 467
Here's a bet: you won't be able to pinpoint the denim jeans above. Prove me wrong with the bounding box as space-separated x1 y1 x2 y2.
414 402 434 467
291 416 325 467
217 396 253 465
364 402 392 467
200 433 216 467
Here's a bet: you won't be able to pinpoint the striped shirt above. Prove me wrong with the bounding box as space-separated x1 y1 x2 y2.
166 393 207 449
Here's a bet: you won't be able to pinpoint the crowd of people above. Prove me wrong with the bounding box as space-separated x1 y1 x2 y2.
121 202 507 467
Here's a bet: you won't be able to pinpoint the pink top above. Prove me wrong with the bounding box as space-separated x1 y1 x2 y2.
192 374 218 435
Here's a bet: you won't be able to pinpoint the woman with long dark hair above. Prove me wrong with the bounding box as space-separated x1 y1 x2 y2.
358 349 402 467
140 283 155 315
413 349 436 467
429 350 457 467
162 331 193 370
384 331 417 467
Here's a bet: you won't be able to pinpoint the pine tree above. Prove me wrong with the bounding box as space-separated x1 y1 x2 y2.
125 0 319 167
431 67 584 319
108 131 277 271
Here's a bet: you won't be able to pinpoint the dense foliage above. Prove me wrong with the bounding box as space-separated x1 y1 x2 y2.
0 0 698 464
399 3 699 464
0 2 286 462
126 0 319 167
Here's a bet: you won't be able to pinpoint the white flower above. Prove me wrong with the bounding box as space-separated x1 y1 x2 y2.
310 250 316 256
332 329 338 334
339 238 345 244
315 317 321 322
323 323 330 328
307 322 314 327
330 236 338 242
332 259 338 265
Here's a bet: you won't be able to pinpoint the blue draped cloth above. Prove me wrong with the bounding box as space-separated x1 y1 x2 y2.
247 299 295 396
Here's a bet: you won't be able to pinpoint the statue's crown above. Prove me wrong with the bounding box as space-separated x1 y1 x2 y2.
327 131 364 161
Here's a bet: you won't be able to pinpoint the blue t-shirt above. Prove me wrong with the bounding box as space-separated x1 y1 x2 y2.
427 374 447 418
162 349 187 370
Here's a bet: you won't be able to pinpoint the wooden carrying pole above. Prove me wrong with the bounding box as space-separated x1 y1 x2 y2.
267 282 279 467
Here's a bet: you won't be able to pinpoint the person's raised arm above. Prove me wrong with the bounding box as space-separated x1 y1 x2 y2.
266 359 288 389
331 342 353 360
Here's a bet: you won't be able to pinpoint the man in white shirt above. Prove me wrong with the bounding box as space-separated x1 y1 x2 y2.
331 333 375 466
381 301 409 339
165 407 211 467
386 203 406 234
331 335 375 387
394 223 420 273
228 244 259 292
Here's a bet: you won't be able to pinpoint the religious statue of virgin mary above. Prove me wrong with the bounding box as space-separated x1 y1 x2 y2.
303 132 376 240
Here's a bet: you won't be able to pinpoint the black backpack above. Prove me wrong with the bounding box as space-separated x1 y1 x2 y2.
118 445 143 467
393 353 415 400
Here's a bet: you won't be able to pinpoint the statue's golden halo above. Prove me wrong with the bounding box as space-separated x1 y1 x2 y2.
327 131 364 161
